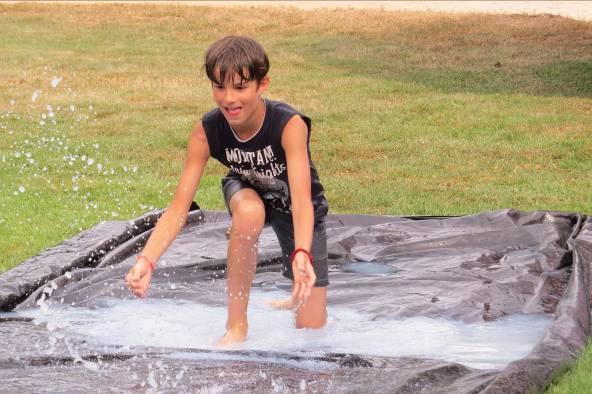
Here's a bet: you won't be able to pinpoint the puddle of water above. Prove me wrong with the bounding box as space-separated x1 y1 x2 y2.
5 288 552 370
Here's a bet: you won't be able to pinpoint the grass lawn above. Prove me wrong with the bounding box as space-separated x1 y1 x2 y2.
0 3 590 392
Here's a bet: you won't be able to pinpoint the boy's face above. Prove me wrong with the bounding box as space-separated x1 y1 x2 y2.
211 71 269 129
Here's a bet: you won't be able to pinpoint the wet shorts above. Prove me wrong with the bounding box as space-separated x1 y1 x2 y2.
222 173 329 287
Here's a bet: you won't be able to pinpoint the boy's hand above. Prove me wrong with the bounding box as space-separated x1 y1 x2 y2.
125 260 153 298
291 253 316 305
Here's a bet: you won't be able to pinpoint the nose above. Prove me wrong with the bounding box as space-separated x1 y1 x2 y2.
223 88 236 104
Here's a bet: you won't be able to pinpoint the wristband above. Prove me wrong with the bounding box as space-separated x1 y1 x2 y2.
289 248 313 265
137 255 155 272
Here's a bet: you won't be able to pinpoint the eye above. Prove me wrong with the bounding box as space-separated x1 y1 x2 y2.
213 84 224 90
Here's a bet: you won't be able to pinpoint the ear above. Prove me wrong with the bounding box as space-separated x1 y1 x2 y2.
257 76 270 94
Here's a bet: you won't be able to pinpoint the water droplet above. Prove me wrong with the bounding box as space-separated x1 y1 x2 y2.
51 76 63 88
31 90 41 102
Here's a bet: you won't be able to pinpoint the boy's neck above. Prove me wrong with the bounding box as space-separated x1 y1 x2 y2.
231 99 266 139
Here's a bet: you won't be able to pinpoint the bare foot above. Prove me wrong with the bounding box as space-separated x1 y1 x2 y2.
267 298 294 310
215 327 247 347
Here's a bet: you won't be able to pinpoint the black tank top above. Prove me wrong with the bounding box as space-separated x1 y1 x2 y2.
202 99 329 219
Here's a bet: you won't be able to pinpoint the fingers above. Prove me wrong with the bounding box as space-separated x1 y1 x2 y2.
130 287 146 298
297 281 305 302
291 269 316 307
125 263 150 298
276 260 319 310
292 281 308 305
291 281 302 301
130 283 146 298
291 282 308 309
127 278 146 298
305 265 316 293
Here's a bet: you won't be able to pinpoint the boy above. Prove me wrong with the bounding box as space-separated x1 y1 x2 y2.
125 36 329 346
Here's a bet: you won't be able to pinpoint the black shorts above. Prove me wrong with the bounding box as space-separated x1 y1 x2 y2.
222 173 329 287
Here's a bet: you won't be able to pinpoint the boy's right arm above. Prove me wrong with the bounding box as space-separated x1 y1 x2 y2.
126 121 210 297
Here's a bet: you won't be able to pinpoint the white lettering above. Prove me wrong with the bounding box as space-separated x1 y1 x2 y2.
263 146 274 162
225 145 285 178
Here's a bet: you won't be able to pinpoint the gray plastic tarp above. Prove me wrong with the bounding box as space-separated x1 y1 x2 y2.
0 208 590 393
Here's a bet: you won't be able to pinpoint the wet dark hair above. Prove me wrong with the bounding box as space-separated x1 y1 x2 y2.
204 36 270 85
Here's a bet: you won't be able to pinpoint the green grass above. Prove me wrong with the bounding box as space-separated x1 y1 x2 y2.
547 341 592 393
0 4 591 391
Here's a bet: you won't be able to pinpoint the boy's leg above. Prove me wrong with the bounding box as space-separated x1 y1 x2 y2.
271 213 329 329
218 188 265 346
295 287 327 329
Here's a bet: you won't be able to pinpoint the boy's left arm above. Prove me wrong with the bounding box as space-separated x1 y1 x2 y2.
281 115 316 302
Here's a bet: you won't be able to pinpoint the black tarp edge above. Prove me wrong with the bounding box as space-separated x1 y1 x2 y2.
483 215 592 393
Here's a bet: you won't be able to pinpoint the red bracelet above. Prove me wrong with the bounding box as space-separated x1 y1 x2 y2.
289 248 313 265
137 255 155 272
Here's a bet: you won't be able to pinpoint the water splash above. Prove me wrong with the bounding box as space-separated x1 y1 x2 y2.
31 90 41 102
9 288 553 370
50 76 63 88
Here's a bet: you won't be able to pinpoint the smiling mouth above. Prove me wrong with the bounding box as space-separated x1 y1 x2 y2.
225 106 242 116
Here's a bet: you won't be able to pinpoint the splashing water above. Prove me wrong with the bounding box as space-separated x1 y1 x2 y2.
31 89 41 102
51 76 63 88
2 68 148 230
8 288 552 370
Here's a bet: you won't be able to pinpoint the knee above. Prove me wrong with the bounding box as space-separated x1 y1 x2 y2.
231 199 265 236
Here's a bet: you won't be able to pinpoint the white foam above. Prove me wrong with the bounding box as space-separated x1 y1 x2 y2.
15 288 552 369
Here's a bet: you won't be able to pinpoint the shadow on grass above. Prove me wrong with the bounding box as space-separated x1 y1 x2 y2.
286 20 592 98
